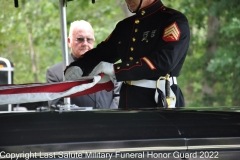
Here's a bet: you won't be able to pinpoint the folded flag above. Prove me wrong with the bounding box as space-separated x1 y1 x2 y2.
0 74 113 105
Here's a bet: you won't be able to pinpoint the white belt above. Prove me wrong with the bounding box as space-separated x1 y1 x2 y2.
125 77 177 108
124 77 177 89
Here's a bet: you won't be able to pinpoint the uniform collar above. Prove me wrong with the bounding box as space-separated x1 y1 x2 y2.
135 0 164 17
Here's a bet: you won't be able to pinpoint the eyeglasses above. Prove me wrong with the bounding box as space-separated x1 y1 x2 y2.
75 37 94 44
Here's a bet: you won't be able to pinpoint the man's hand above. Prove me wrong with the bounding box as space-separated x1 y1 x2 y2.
89 62 115 78
64 66 83 80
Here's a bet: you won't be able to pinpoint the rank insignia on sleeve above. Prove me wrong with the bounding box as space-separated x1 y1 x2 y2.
142 57 156 70
162 22 180 42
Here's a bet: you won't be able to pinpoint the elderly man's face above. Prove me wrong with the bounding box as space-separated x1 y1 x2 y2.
68 27 94 58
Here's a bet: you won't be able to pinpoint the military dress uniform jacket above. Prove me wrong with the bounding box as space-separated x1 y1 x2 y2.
47 54 121 109
69 0 190 108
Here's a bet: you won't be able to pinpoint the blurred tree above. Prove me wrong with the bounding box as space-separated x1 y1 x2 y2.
171 0 240 106
0 0 61 83
0 0 125 83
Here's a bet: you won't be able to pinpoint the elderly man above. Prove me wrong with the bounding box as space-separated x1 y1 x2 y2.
65 0 190 109
46 20 121 109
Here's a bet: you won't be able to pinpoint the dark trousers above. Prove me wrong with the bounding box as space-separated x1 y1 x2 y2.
119 83 185 109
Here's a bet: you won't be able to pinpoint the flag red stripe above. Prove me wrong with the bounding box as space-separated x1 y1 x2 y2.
67 81 114 98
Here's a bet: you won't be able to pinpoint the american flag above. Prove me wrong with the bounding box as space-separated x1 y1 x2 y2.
0 74 113 105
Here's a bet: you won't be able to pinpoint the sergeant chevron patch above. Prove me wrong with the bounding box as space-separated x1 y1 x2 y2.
163 22 180 42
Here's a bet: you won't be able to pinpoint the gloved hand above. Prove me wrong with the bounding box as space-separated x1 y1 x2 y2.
89 61 115 78
64 66 83 80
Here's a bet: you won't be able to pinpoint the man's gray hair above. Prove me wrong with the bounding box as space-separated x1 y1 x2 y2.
68 20 95 38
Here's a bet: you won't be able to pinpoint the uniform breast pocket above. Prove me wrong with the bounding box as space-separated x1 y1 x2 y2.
138 39 156 56
139 30 159 52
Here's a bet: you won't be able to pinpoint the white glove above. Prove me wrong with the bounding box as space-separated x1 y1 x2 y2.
89 61 115 78
64 66 83 80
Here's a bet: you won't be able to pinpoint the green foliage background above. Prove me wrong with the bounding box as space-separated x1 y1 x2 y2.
0 0 239 107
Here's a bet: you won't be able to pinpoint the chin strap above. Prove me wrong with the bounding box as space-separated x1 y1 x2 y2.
128 0 143 13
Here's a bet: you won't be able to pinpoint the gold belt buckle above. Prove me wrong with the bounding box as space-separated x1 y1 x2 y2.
125 80 132 85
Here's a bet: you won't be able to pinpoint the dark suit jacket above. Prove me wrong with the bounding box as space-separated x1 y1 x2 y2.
46 54 121 109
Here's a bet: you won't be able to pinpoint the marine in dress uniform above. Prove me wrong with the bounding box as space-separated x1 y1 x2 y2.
65 0 190 109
